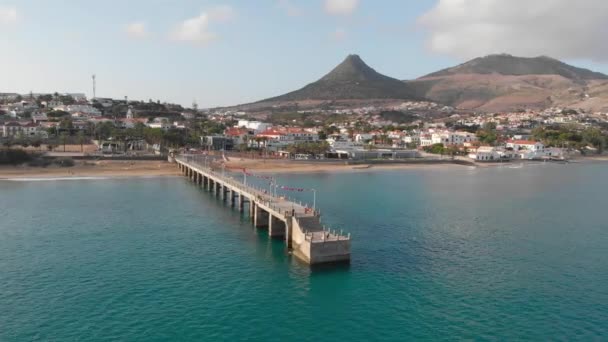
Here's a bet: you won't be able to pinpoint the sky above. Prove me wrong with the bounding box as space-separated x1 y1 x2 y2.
2 0 608 108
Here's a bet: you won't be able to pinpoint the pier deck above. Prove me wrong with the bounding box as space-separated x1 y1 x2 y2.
175 155 351 264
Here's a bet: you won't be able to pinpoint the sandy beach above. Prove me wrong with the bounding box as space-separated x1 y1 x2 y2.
0 160 180 179
222 158 470 173
2 154 606 180
0 158 471 179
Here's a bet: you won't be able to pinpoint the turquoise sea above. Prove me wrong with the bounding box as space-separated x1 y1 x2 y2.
1 163 607 340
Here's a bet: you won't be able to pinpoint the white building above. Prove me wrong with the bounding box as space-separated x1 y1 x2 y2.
506 140 544 152
326 136 363 151
354 133 374 143
237 120 272 133
469 146 501 161
0 122 22 137
55 104 102 117
254 128 319 151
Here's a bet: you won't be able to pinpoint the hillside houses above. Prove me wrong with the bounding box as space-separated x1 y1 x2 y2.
420 130 478 147
0 121 47 138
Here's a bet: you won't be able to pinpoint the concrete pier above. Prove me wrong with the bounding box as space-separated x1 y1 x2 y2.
175 155 351 265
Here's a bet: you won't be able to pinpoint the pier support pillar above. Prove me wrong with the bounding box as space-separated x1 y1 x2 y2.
250 202 255 222
254 206 269 228
286 216 293 248
238 193 244 212
269 215 286 238
230 190 236 207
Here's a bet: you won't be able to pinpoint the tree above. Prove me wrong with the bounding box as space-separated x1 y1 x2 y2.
482 122 497 131
48 110 70 118
59 118 74 131
424 143 447 155
77 131 86 153
60 133 68 152
38 94 53 102
582 128 606 154
94 121 115 140
59 95 75 105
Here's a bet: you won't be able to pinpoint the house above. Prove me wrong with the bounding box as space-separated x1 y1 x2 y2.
32 112 49 123
21 122 40 137
237 120 272 133
432 131 478 146
1 122 22 137
65 105 102 117
146 118 171 131
181 112 196 120
118 117 147 129
41 100 63 108
469 146 500 161
225 127 252 145
354 133 374 143
254 128 319 151
419 134 434 147
469 146 516 162
506 140 544 152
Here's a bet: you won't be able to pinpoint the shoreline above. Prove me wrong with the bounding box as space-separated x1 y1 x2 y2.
1 156 607 180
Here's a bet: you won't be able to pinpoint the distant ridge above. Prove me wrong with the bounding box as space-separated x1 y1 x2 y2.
406 54 608 112
423 54 608 80
260 54 424 103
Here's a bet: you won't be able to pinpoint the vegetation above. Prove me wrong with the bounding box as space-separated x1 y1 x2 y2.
284 142 330 156
475 122 499 145
532 126 607 153
0 149 32 165
378 111 416 124
48 110 71 118
422 143 459 156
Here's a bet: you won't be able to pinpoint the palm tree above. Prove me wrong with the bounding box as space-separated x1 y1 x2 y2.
60 132 68 152
77 131 85 153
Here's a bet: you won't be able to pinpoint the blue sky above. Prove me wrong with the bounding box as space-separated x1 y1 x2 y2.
1 0 608 107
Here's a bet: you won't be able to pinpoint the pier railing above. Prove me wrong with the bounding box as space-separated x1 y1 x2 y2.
177 154 350 244
178 154 320 216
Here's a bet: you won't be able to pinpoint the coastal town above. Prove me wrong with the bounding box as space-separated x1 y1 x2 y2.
1 91 607 173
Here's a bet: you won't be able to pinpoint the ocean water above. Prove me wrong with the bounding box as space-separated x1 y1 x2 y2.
1 163 607 341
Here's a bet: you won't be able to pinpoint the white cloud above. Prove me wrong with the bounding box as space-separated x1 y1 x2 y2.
171 6 234 45
0 6 18 25
331 28 347 42
419 0 608 62
125 22 147 39
325 0 358 16
277 0 302 17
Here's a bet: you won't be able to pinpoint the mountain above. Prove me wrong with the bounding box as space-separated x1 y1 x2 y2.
260 54 424 103
425 54 608 80
407 54 608 112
